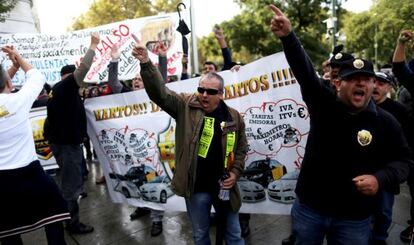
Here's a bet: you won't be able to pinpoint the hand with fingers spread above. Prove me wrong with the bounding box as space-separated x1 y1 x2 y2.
2 45 32 73
2 45 20 69
269 4 292 38
352 175 379 196
2 45 20 61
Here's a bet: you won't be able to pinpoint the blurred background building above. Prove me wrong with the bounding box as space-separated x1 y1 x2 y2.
0 0 39 34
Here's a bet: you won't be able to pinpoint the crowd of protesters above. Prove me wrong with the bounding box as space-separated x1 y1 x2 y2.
1 4 414 245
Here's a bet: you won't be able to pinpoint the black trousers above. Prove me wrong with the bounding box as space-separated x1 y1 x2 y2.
0 222 66 245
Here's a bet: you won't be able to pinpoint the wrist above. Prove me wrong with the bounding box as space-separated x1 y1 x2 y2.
90 44 98 50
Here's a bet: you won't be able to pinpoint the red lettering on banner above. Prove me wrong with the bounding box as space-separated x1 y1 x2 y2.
119 24 130 36
154 52 182 75
101 40 112 52
86 35 132 80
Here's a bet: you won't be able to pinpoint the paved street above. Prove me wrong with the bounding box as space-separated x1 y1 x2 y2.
21 161 411 244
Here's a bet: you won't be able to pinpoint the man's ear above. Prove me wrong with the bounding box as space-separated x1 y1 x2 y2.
333 78 342 92
218 92 224 100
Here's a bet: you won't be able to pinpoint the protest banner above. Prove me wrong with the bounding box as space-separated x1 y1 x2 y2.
84 52 310 214
0 13 183 86
29 106 58 170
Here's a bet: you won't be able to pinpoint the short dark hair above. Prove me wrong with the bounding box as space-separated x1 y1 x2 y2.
0 66 9 93
204 61 218 71
60 65 76 76
200 72 224 92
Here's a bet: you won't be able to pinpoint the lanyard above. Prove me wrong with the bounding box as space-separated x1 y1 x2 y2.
198 116 215 158
198 116 236 169
224 131 235 169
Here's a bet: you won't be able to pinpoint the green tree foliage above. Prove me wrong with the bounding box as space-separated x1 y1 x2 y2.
71 0 181 30
343 0 414 67
198 0 332 69
0 0 18 22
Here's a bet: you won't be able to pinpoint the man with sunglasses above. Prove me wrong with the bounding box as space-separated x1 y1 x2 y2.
132 42 247 245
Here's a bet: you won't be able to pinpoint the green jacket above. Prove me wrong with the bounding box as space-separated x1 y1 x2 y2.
140 62 247 211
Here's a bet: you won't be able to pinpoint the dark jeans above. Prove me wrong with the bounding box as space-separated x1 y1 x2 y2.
0 222 66 245
185 192 244 245
291 200 371 245
51 144 84 226
372 190 394 240
408 169 414 224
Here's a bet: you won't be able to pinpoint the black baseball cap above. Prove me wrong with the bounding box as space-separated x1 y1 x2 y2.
329 52 355 66
338 58 375 79
375 72 396 85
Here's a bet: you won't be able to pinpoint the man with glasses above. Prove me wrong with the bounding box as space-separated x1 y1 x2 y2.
132 42 247 245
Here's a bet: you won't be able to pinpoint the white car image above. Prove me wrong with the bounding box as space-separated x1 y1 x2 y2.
267 170 300 204
237 177 266 203
109 165 156 199
139 176 174 203
115 178 142 198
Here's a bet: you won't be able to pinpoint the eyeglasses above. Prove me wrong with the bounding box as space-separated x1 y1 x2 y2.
197 87 220 95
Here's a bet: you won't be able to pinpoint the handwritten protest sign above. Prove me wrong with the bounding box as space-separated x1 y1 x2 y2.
0 13 183 86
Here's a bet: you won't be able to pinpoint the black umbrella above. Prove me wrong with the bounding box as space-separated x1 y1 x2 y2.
176 3 191 56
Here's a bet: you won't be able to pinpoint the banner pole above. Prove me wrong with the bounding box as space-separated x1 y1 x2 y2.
189 0 199 75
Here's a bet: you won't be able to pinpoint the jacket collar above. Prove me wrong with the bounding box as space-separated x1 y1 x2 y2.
188 94 235 125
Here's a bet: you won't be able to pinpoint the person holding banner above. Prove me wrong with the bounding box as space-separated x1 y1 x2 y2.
132 39 247 245
45 33 100 235
270 4 412 244
107 41 167 237
0 47 70 244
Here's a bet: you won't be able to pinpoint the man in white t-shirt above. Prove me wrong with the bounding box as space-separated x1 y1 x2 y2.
0 46 70 244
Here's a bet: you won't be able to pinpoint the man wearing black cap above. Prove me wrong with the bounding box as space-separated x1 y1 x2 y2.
270 5 412 244
46 33 100 234
370 72 414 244
327 48 355 81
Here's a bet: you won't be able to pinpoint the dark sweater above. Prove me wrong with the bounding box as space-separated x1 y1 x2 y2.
282 32 412 220
46 74 86 144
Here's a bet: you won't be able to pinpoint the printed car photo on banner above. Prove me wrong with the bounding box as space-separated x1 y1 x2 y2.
85 52 310 214
29 107 58 170
0 13 183 86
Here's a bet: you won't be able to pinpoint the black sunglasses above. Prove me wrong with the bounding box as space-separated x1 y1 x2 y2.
197 87 220 95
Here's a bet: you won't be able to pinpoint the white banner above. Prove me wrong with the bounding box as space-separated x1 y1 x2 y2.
29 107 58 170
0 13 183 86
85 52 310 214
